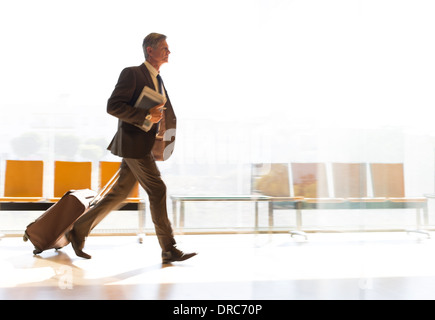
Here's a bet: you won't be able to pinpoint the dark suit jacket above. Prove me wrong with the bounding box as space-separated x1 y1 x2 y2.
107 63 176 159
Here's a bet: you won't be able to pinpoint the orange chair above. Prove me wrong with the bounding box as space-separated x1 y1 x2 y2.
252 163 290 197
370 163 405 198
291 162 329 198
53 161 92 199
99 161 140 201
332 162 368 198
2 160 44 201
370 163 428 234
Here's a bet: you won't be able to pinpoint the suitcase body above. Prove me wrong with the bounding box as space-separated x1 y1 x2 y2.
24 189 97 254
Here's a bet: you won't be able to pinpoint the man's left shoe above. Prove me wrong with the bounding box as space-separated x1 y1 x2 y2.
162 247 197 264
65 230 92 259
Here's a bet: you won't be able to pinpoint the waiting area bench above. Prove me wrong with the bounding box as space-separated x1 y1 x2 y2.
252 162 429 237
170 194 302 231
1 160 429 237
170 162 429 236
0 160 146 238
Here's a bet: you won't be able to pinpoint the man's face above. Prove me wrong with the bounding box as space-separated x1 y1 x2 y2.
148 40 171 65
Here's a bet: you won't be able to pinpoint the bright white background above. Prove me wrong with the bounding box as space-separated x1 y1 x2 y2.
1 0 435 196
1 0 434 125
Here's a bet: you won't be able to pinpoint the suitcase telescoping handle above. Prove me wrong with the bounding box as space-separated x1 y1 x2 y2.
89 169 121 207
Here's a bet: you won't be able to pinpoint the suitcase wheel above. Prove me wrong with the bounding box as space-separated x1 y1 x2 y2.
23 231 31 242
33 248 42 255
55 247 63 251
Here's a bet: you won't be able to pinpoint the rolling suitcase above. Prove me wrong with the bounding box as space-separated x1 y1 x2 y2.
23 169 120 255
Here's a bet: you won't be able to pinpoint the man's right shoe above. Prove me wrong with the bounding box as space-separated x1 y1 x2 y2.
65 230 91 259
162 247 197 264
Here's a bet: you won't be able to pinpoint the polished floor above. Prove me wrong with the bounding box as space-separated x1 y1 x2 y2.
1 231 435 300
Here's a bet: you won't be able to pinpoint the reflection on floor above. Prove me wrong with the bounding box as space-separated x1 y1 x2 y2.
1 232 435 300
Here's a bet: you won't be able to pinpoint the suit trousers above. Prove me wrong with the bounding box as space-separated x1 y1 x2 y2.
71 154 176 252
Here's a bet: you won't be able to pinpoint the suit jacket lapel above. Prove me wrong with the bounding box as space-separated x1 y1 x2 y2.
134 63 176 161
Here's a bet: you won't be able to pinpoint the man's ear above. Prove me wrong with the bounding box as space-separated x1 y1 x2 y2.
146 46 153 57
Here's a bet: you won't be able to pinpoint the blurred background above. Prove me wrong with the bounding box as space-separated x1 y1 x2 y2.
1 0 435 233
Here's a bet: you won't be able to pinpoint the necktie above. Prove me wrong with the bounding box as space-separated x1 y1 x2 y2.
156 74 165 138
156 74 163 94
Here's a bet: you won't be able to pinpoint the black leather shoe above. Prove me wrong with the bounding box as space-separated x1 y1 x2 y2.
162 247 197 264
65 230 91 259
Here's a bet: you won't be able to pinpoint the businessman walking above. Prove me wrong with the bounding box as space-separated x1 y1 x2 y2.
66 33 196 264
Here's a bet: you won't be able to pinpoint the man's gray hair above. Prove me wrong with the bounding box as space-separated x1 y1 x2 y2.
143 33 167 59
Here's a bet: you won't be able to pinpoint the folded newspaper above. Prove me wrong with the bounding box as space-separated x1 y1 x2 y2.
134 86 166 132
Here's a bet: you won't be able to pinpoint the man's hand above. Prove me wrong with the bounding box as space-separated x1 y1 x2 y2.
148 102 166 123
